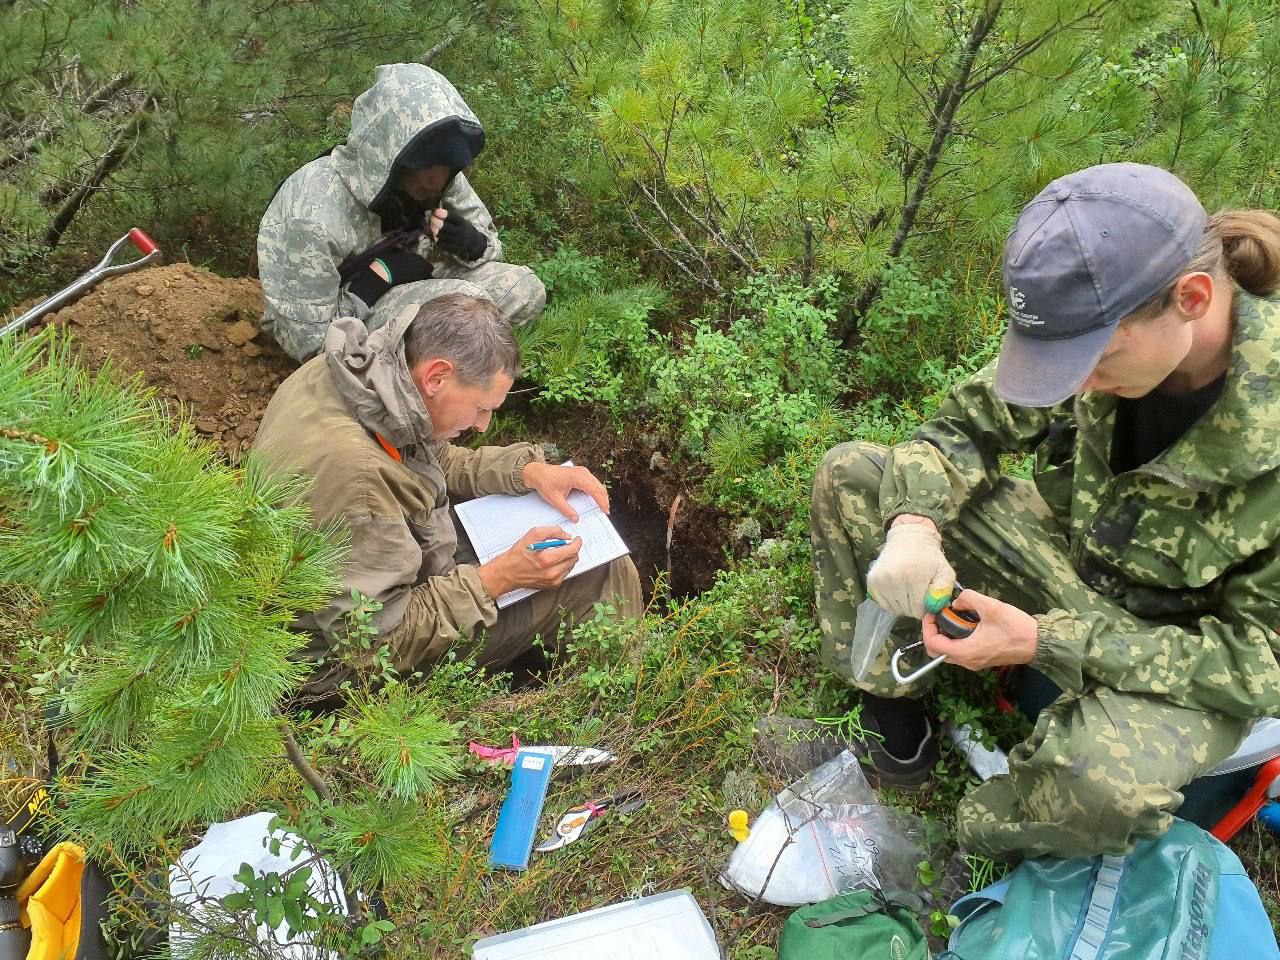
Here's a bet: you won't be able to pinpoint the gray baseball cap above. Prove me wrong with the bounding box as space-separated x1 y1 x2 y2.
994 163 1207 407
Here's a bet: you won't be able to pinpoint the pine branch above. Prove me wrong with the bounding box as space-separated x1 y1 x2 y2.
0 426 58 453
279 718 334 804
634 129 758 276
347 687 461 803
843 0 1005 344
42 95 156 250
0 72 131 176
628 177 723 292
421 32 461 66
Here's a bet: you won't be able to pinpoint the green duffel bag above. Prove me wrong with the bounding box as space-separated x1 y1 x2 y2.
778 889 930 960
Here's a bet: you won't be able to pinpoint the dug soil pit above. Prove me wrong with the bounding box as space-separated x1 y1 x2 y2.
606 449 730 599
32 261 297 461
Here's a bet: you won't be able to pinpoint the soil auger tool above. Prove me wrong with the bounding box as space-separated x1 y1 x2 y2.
890 588 980 685
1 227 161 339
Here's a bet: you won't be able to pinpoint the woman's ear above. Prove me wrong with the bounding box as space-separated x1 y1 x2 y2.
1174 272 1215 321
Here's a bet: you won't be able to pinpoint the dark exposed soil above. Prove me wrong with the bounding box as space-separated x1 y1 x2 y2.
27 260 734 597
607 448 731 599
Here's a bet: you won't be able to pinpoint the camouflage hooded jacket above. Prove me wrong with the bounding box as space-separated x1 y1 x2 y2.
256 63 501 362
879 288 1280 720
253 296 540 690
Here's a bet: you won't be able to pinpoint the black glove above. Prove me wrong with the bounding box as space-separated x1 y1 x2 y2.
346 248 432 306
434 212 488 262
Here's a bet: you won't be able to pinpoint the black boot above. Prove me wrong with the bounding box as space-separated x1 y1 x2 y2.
859 693 940 789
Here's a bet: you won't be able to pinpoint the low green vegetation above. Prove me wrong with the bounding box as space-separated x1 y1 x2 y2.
3 0 1280 955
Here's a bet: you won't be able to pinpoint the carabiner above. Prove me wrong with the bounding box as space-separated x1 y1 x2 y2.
890 590 980 685
890 641 948 685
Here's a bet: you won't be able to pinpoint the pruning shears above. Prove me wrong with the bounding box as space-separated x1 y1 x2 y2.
534 791 645 853
890 587 981 685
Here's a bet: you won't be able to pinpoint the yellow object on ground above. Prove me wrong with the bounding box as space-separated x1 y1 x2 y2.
728 810 751 842
16 842 85 960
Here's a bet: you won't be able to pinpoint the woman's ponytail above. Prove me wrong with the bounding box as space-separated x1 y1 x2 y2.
1211 209 1280 297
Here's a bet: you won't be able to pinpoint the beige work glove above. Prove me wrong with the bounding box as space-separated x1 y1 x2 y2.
866 521 956 619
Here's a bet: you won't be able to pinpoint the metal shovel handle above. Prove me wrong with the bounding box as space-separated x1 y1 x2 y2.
2 227 163 338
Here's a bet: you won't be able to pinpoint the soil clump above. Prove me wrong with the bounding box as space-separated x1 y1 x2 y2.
32 261 296 460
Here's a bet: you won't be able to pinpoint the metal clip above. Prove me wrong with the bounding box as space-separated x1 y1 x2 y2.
891 641 948 685
889 589 980 685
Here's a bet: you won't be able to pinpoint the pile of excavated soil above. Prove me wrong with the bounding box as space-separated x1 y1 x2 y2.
34 262 298 460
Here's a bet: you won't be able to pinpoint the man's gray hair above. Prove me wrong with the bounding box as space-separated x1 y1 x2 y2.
403 293 521 383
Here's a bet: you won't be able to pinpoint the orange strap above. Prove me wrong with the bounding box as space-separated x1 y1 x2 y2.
374 432 402 462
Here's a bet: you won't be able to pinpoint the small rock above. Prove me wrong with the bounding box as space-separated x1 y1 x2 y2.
756 536 780 554
194 416 221 434
234 419 258 440
195 332 223 352
224 318 258 346
538 440 563 463
229 367 245 383
649 450 670 471
241 341 263 358
135 284 154 297
755 537 790 561
732 517 762 542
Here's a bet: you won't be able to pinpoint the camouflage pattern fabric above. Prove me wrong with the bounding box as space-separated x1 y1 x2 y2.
811 287 1280 858
256 63 545 362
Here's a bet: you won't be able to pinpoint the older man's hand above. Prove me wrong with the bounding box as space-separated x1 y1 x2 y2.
478 525 583 599
521 461 610 522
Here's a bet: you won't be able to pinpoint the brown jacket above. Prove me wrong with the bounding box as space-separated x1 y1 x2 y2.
253 302 540 684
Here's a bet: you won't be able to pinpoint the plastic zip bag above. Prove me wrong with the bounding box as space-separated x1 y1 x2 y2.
720 752 942 906
847 598 897 681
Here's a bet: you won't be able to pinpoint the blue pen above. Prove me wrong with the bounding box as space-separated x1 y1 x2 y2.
528 538 570 551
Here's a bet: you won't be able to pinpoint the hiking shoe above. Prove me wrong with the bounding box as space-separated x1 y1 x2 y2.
753 715 862 780
859 694 940 790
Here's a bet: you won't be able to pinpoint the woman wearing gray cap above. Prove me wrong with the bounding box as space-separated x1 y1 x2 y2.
803 162 1280 859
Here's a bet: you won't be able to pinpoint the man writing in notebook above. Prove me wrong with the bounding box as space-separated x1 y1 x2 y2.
254 289 642 699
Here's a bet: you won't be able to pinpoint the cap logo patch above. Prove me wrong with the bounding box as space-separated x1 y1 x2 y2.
1008 285 1042 327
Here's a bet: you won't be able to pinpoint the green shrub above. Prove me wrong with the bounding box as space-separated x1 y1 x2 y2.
517 283 665 410
650 275 848 455
530 244 609 302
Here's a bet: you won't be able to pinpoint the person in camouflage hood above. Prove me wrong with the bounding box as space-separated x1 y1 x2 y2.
256 63 546 362
800 163 1280 860
253 288 641 698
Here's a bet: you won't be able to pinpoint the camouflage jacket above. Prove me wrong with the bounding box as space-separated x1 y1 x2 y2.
253 297 540 690
880 288 1280 719
256 63 502 362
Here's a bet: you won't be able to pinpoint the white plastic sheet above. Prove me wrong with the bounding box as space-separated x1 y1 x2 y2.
168 811 348 960
473 889 718 959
